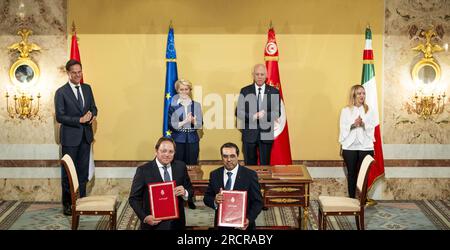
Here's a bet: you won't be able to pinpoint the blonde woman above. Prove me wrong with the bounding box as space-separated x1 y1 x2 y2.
339 85 375 198
169 79 203 165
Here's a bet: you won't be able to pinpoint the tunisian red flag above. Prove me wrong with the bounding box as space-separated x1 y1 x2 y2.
265 27 293 165
70 24 95 180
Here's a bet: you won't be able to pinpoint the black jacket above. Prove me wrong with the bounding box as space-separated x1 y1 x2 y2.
236 83 280 143
55 82 97 146
129 159 194 230
203 165 264 230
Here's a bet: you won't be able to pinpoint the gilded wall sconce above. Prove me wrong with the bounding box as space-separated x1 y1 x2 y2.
405 28 446 120
6 28 41 119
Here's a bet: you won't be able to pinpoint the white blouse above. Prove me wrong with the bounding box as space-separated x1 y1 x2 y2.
339 105 375 151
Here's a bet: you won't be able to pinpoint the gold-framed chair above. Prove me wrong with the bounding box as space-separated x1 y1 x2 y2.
318 155 375 230
61 154 118 230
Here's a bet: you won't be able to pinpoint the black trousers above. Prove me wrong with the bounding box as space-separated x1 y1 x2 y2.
243 141 272 165
174 141 199 205
342 149 374 198
61 135 91 205
174 142 199 165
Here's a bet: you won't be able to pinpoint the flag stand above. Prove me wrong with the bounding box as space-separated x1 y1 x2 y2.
366 198 377 207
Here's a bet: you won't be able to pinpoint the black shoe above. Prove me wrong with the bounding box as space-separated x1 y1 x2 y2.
188 201 197 209
262 206 269 211
63 205 72 216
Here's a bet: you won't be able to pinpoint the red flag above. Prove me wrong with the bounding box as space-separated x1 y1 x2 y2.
70 23 94 180
265 27 293 165
70 29 83 83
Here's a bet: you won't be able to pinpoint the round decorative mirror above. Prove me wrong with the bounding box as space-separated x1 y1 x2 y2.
9 58 40 87
411 58 440 85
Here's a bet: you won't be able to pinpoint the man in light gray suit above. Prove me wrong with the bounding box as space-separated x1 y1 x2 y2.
55 59 97 215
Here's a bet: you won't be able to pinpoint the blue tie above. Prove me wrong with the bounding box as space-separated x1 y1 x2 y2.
163 165 171 182
75 86 84 110
225 172 233 190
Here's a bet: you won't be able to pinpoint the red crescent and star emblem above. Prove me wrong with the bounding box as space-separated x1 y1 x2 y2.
265 42 278 55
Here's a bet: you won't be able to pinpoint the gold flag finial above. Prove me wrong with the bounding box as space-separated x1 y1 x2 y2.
72 21 77 34
367 23 371 30
169 20 173 29
269 20 273 29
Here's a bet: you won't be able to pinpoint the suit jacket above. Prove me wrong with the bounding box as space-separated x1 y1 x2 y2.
236 83 280 143
203 165 263 230
54 82 97 146
128 159 194 230
168 99 203 143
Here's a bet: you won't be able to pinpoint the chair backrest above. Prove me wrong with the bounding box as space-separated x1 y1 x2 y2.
356 155 375 204
61 154 79 200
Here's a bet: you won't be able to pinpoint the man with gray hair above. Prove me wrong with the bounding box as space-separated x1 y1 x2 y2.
236 64 280 165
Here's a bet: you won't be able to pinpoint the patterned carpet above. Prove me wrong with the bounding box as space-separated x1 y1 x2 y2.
0 199 448 230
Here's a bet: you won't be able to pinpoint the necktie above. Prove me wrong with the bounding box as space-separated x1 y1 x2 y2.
75 86 84 110
225 172 233 190
257 87 261 112
163 165 171 182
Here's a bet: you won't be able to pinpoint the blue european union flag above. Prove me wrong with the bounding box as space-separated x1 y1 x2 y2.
162 27 178 138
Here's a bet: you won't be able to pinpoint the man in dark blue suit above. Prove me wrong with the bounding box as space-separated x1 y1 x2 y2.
55 59 97 215
129 137 194 230
203 142 263 230
236 64 280 165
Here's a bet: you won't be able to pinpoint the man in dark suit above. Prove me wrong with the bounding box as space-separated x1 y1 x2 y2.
55 59 97 215
129 137 194 230
236 64 280 165
203 142 263 230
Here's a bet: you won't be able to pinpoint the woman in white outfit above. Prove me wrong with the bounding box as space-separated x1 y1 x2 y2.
339 85 375 198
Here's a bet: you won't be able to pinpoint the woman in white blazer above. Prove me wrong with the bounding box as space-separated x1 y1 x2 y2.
339 85 375 198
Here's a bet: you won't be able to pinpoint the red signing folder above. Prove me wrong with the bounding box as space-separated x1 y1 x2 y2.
148 181 179 220
218 190 247 228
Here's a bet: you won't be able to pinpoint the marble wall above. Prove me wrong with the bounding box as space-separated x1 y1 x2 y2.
0 0 66 159
0 0 448 202
384 0 450 145
1 176 448 201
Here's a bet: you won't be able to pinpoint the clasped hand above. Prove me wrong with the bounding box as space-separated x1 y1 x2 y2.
353 115 365 128
181 112 196 126
80 111 96 124
252 110 265 120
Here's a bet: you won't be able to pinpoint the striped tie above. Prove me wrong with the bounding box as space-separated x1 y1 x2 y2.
163 165 171 182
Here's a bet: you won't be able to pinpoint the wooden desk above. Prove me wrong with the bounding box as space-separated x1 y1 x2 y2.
187 165 313 230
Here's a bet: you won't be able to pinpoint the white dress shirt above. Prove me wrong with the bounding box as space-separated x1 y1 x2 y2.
176 98 193 128
339 105 375 151
69 81 85 107
223 164 239 190
254 83 266 103
155 158 188 200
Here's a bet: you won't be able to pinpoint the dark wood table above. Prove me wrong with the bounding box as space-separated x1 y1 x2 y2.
187 165 313 229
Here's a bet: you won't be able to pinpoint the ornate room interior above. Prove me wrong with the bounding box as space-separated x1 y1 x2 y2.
0 0 448 231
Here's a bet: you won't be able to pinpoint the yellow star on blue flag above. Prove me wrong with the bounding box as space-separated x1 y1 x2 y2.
162 26 178 138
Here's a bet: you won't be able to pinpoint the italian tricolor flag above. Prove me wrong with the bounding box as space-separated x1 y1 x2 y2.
361 27 385 190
